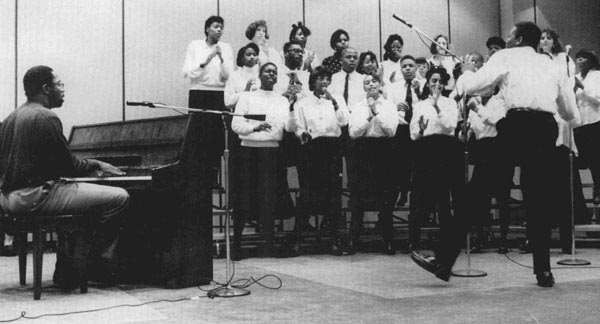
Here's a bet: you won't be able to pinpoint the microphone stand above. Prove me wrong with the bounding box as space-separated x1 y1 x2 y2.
558 105 590 266
451 95 487 278
393 14 486 278
393 14 461 63
127 101 258 297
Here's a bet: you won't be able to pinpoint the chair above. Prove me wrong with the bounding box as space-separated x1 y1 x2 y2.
0 213 92 300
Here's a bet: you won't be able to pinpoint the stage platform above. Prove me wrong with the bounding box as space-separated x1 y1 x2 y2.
1 247 600 323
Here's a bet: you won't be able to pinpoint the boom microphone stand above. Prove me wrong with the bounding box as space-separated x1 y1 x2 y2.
127 101 266 297
452 95 487 278
393 15 486 277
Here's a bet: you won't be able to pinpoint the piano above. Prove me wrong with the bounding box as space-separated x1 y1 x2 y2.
68 114 213 288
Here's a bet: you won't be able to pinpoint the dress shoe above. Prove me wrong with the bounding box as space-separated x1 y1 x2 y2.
519 239 531 254
497 245 508 254
0 245 17 257
329 239 343 256
470 242 484 254
410 251 450 282
344 238 358 255
536 271 555 288
382 241 396 255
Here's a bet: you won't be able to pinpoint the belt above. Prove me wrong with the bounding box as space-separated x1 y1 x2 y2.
509 108 553 116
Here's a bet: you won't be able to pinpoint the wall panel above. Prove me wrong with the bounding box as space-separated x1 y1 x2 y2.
381 0 449 61
124 0 217 120
0 0 16 120
450 0 500 60
306 0 379 65
536 0 600 54
220 0 303 64
17 0 123 135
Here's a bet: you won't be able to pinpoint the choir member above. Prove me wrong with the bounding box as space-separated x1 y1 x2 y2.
427 35 460 93
408 66 459 251
231 63 297 259
293 66 349 256
348 74 399 255
288 22 320 72
322 29 350 74
380 34 404 84
245 19 284 68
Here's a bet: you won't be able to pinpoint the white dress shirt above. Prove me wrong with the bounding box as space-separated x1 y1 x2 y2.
386 79 420 124
349 96 399 138
381 60 402 84
410 96 458 140
232 90 297 147
456 47 577 122
467 96 504 140
576 70 600 125
182 39 234 90
330 70 366 111
223 65 259 109
295 94 349 139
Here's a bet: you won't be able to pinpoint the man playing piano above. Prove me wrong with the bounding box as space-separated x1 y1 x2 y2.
0 65 130 290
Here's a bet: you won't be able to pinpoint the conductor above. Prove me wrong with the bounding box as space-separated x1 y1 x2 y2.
410 22 577 288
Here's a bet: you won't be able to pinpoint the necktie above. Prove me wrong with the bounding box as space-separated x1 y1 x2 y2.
343 73 349 104
405 81 413 123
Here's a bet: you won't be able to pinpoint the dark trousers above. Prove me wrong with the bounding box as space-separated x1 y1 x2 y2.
438 110 558 275
467 137 512 241
349 137 396 242
410 135 462 247
234 147 280 248
296 137 343 237
389 124 413 195
574 120 600 193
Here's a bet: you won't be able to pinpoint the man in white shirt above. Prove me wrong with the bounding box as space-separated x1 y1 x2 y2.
330 47 365 110
182 15 234 182
329 47 365 222
411 21 577 288
387 55 421 207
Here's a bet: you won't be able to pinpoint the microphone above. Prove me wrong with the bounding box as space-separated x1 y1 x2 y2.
126 101 155 108
565 45 573 77
565 45 572 55
243 114 266 121
392 14 412 28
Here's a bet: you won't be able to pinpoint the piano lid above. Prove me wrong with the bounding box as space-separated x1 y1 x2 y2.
69 115 189 168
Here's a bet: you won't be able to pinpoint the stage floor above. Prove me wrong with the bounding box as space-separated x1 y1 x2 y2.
1 248 599 323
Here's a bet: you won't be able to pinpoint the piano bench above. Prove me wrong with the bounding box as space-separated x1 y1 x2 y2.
0 213 92 300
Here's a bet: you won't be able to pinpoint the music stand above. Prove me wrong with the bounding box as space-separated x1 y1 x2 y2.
126 101 266 297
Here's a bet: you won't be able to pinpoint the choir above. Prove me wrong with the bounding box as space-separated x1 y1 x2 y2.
183 15 599 261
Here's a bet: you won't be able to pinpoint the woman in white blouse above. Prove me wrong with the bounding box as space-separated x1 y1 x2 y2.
573 49 600 203
409 66 460 250
245 20 283 69
231 62 297 259
348 74 399 255
293 66 349 256
427 35 460 93
224 43 260 109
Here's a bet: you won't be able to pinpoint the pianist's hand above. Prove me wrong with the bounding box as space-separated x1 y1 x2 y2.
96 160 126 177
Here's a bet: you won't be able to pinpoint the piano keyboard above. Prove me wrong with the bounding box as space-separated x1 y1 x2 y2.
62 176 152 182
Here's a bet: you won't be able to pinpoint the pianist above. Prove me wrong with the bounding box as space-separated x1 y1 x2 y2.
0 65 130 289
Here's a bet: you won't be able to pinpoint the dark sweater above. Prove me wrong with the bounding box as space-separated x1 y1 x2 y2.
0 102 98 192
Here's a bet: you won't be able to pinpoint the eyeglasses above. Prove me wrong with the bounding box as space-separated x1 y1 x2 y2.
287 49 303 54
51 82 65 90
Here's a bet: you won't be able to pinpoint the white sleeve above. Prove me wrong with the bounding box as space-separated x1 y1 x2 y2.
182 42 208 79
231 93 255 136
